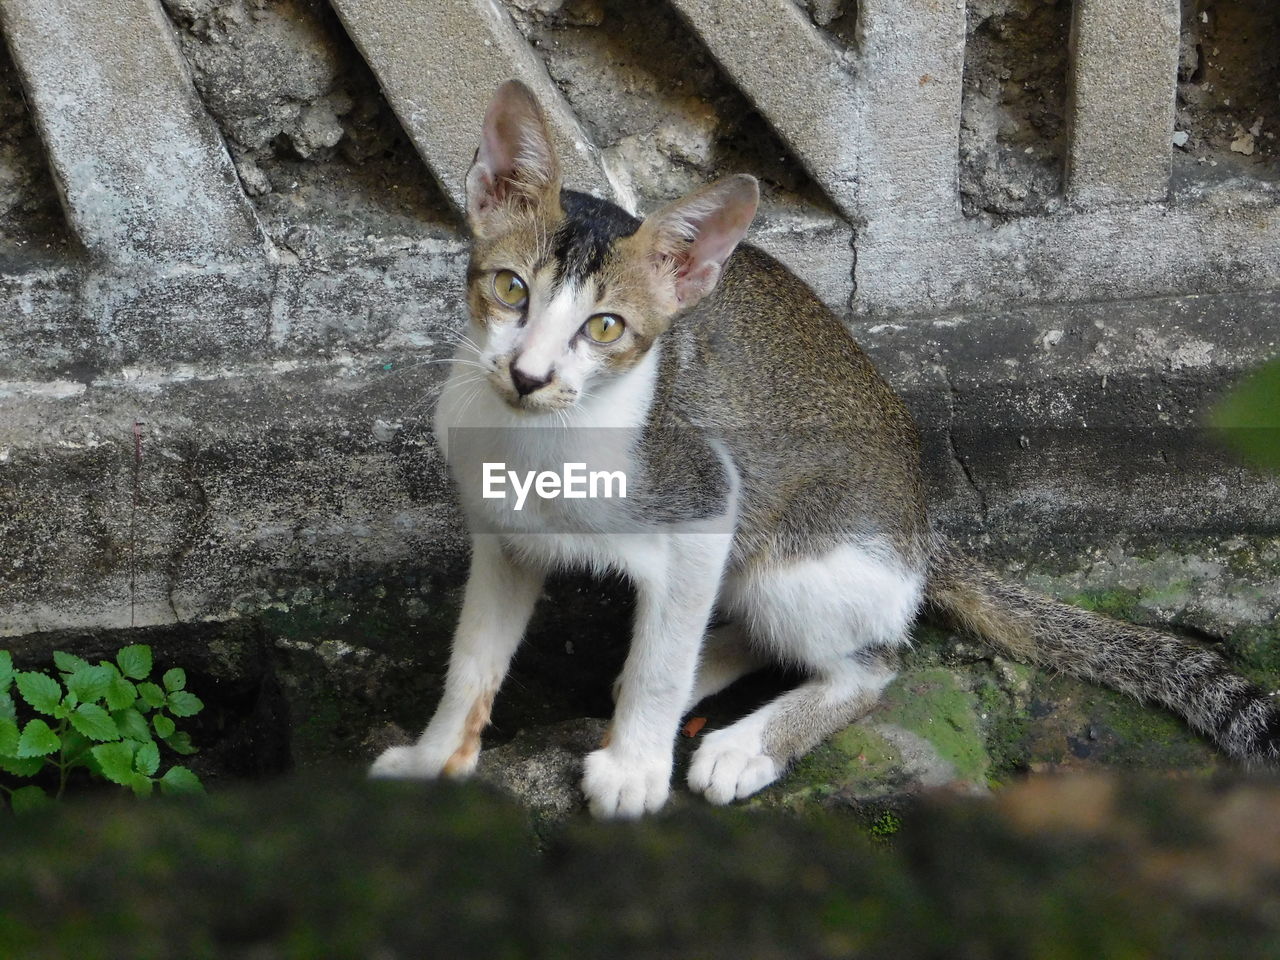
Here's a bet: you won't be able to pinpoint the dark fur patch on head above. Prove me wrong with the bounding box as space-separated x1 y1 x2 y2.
552 190 641 284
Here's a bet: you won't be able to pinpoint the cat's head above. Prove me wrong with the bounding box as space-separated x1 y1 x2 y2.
462 81 759 413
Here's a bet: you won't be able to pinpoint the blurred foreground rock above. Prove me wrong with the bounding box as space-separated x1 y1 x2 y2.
2 772 1279 958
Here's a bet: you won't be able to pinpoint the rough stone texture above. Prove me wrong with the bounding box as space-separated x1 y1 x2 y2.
960 0 1070 220
664 0 858 219
1174 0 1280 183
3 276 1275 637
854 0 965 222
160 0 459 249
330 0 634 214
1065 0 1180 207
855 188 1280 315
0 43 69 264
0 0 266 266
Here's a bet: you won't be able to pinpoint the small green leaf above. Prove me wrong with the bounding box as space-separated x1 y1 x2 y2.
1212 359 1280 471
0 755 45 777
69 703 121 742
104 674 137 712
53 651 90 675
134 740 160 777
137 683 165 710
15 672 62 715
166 731 197 756
0 651 13 687
114 708 151 743
60 729 92 767
127 773 154 798
66 665 112 704
116 645 153 681
165 691 204 718
0 717 17 756
153 714 176 739
0 691 14 720
91 741 137 785
162 668 187 693
16 718 60 758
159 765 204 795
10 785 51 814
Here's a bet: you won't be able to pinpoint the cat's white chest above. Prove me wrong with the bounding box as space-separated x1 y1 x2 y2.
432 348 659 551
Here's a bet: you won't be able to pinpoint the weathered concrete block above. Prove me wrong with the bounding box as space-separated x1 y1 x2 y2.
854 196 1280 316
1066 0 1180 208
329 0 634 214
0 0 266 266
666 0 858 220
855 0 966 222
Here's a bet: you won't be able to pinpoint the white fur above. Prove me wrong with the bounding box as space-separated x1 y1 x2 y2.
720 542 924 668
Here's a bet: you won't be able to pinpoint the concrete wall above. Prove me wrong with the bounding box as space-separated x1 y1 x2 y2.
1 0 1278 637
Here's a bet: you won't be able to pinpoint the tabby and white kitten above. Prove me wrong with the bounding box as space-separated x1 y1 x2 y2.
371 81 1279 817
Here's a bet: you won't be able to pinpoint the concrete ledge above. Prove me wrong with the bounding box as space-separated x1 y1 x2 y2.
854 191 1280 316
0 0 266 266
2 277 1275 636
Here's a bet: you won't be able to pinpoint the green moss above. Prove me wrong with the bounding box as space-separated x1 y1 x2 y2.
876 668 990 784
971 674 1032 785
1223 624 1280 682
1063 588 1141 621
867 811 902 840
762 725 903 808
1018 673 1218 772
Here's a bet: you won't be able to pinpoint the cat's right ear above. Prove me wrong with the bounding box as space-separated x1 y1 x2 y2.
465 81 561 237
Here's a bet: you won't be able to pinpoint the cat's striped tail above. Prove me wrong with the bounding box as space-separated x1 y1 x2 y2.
924 536 1280 766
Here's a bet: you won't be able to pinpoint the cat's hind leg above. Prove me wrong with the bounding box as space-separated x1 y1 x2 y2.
686 651 895 803
687 542 921 804
684 622 768 713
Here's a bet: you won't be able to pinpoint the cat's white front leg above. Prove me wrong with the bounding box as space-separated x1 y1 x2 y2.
371 534 544 780
582 535 730 818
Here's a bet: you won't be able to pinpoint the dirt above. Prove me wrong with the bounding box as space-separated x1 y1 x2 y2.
159 0 457 248
1175 0 1280 186
960 0 1070 220
502 0 833 216
0 44 73 263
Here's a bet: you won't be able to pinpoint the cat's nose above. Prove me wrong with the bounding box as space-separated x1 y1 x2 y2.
510 365 552 397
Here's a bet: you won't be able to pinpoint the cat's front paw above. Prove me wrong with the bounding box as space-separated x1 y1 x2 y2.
581 746 671 819
369 740 478 780
687 725 781 804
369 744 439 779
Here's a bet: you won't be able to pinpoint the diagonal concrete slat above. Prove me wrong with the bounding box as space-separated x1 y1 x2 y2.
665 0 859 221
855 0 965 223
1065 0 1180 208
0 0 266 268
329 0 635 215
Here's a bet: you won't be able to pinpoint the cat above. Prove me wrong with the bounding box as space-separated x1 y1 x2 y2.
370 80 1279 817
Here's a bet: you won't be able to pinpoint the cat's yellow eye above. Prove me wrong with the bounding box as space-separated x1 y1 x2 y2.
584 313 626 344
493 270 528 308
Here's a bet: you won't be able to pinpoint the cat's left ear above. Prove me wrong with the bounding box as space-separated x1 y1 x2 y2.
465 80 561 237
635 174 760 311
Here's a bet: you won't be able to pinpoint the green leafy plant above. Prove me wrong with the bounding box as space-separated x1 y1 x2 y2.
0 645 205 812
